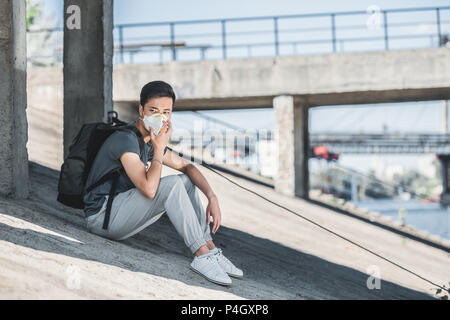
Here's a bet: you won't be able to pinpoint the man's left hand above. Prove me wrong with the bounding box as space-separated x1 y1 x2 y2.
206 195 222 234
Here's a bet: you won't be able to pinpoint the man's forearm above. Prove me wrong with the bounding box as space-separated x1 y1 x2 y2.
184 163 216 200
145 147 165 195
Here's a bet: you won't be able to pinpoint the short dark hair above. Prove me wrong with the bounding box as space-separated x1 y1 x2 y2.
140 80 176 107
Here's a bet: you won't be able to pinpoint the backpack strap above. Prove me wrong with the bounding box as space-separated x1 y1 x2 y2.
102 168 122 229
101 126 146 230
85 167 121 193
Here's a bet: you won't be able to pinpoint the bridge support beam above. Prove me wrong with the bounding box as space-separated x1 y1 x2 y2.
273 95 309 199
63 0 114 158
0 0 28 199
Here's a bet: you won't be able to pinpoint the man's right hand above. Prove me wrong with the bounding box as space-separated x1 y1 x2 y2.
149 119 172 154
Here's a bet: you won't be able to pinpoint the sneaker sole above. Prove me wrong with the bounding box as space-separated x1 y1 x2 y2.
228 273 244 279
190 265 232 287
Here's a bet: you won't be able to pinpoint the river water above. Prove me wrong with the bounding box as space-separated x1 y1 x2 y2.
353 199 450 240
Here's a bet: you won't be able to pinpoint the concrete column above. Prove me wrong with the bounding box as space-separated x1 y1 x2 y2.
63 0 113 158
437 154 450 207
0 0 28 198
273 95 310 199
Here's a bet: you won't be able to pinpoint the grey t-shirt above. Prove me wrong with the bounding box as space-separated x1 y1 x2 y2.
83 120 167 218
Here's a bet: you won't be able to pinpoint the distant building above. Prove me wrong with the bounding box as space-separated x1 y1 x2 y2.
257 139 277 178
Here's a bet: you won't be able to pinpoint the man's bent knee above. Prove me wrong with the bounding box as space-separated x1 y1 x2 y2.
158 174 183 193
178 173 194 192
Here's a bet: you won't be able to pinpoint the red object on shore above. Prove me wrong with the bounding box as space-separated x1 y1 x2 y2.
313 146 339 161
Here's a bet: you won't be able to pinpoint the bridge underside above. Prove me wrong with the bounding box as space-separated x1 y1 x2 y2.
116 86 450 112
113 77 450 199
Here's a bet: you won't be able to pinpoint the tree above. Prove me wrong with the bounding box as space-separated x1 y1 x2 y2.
26 0 62 67
26 0 42 30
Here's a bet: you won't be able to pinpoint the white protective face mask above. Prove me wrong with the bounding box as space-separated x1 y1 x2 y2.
140 112 168 136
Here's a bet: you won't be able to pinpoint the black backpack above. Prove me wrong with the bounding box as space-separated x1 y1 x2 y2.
57 111 144 230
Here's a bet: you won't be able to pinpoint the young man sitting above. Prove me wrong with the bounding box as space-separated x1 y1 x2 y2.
83 80 243 286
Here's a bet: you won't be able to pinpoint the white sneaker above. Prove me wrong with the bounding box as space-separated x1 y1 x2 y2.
190 252 232 286
211 248 244 279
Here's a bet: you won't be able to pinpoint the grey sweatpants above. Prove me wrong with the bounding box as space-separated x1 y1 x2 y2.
85 173 213 254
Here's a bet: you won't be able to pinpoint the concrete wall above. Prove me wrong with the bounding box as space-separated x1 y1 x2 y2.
113 47 450 110
27 67 63 170
0 0 28 198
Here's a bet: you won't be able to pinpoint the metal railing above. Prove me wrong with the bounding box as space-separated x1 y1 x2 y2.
309 133 450 154
113 6 450 63
27 6 450 65
309 159 438 203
